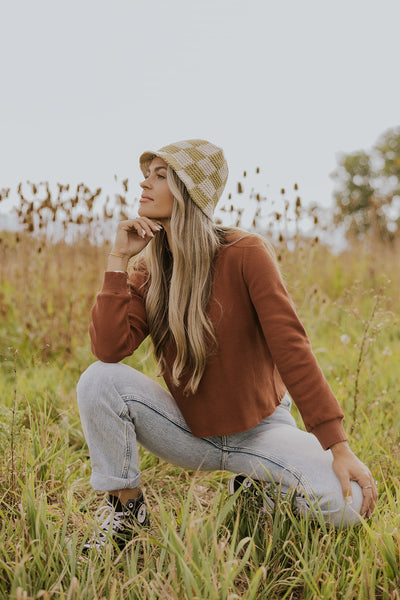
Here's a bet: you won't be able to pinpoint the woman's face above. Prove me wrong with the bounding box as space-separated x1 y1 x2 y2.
138 157 174 220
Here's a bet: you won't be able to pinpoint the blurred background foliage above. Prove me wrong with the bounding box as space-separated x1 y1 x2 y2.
1 126 400 248
332 126 400 242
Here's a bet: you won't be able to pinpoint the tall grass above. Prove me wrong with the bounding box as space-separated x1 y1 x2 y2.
1 205 399 597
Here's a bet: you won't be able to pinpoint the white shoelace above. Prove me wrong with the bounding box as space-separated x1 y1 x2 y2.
84 500 126 550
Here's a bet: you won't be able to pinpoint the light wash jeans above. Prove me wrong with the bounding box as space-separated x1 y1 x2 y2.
77 361 363 528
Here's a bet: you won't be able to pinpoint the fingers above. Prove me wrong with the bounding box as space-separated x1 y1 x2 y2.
332 453 378 519
336 472 353 505
331 456 354 503
359 477 378 518
339 473 378 518
112 217 164 258
347 463 378 519
119 217 163 239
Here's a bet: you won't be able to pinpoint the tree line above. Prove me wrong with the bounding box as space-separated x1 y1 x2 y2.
332 126 400 243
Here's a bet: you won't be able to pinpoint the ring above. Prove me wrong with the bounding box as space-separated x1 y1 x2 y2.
362 485 372 490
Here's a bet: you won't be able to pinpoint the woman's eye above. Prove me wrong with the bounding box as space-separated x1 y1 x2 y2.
144 172 166 180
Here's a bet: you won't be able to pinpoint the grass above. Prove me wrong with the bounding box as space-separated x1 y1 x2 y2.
1 229 400 599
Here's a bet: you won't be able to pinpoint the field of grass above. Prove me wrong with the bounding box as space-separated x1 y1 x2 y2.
1 227 400 599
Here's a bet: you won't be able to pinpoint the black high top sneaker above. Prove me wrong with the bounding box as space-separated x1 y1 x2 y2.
228 473 275 514
82 493 149 555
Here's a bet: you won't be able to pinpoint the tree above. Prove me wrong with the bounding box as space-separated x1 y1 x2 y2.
331 126 400 242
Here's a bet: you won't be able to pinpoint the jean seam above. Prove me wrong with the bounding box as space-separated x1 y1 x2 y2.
90 376 135 486
220 436 228 470
226 445 314 498
123 396 227 465
121 392 191 430
120 420 132 480
123 396 226 456
125 398 225 471
118 404 130 419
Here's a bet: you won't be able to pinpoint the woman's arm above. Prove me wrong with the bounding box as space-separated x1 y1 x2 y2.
243 236 378 512
242 237 346 449
89 269 149 362
89 217 162 362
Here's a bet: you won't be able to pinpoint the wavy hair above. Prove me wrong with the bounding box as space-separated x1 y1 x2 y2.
136 164 277 395
140 167 225 394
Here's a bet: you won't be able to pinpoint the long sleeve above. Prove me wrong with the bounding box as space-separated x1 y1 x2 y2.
243 237 347 449
87 233 347 448
89 269 149 363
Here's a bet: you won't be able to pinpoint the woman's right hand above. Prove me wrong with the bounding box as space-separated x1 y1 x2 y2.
111 217 163 259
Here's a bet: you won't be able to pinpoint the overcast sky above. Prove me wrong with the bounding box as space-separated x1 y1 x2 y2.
1 0 399 225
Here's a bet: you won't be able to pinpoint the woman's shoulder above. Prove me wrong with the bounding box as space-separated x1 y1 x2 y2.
221 227 272 251
219 227 279 274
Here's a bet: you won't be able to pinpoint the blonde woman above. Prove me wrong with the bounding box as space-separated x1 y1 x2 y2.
77 139 377 553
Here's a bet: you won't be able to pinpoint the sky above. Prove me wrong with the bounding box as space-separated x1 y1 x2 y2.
1 0 399 228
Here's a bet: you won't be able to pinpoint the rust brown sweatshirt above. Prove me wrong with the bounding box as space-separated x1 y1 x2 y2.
89 231 347 450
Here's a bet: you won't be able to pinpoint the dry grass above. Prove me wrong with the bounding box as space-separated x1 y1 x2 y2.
1 191 400 598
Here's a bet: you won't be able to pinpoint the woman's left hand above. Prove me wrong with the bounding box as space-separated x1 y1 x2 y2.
330 441 378 518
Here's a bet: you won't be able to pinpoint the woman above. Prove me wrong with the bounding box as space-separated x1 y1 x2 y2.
77 139 377 552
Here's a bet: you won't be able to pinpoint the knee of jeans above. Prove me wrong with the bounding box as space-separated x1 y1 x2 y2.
316 480 364 529
76 360 117 411
339 481 364 528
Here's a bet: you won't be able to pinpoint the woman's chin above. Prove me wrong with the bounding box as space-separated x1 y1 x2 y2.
138 206 151 218
138 206 170 221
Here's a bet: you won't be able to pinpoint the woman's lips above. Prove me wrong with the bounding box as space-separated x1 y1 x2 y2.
140 196 153 202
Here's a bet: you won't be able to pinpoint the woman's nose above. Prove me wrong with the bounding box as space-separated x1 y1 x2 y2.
140 178 151 189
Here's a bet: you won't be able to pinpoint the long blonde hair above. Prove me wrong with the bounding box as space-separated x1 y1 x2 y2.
141 167 224 394
136 165 277 395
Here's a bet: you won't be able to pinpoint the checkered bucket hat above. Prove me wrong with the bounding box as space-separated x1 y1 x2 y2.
139 139 229 218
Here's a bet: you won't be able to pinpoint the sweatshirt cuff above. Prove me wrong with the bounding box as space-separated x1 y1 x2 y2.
102 271 129 293
311 418 348 451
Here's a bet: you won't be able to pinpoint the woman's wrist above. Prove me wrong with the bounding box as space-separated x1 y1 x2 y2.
107 251 130 272
330 440 351 455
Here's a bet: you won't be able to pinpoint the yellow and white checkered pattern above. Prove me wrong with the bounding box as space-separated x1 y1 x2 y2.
139 139 229 218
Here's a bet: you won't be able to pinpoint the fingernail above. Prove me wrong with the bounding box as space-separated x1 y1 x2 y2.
346 497 353 504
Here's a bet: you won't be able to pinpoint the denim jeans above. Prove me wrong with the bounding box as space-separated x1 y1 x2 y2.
77 361 363 527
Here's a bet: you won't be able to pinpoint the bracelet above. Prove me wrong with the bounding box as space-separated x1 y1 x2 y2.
109 251 129 259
